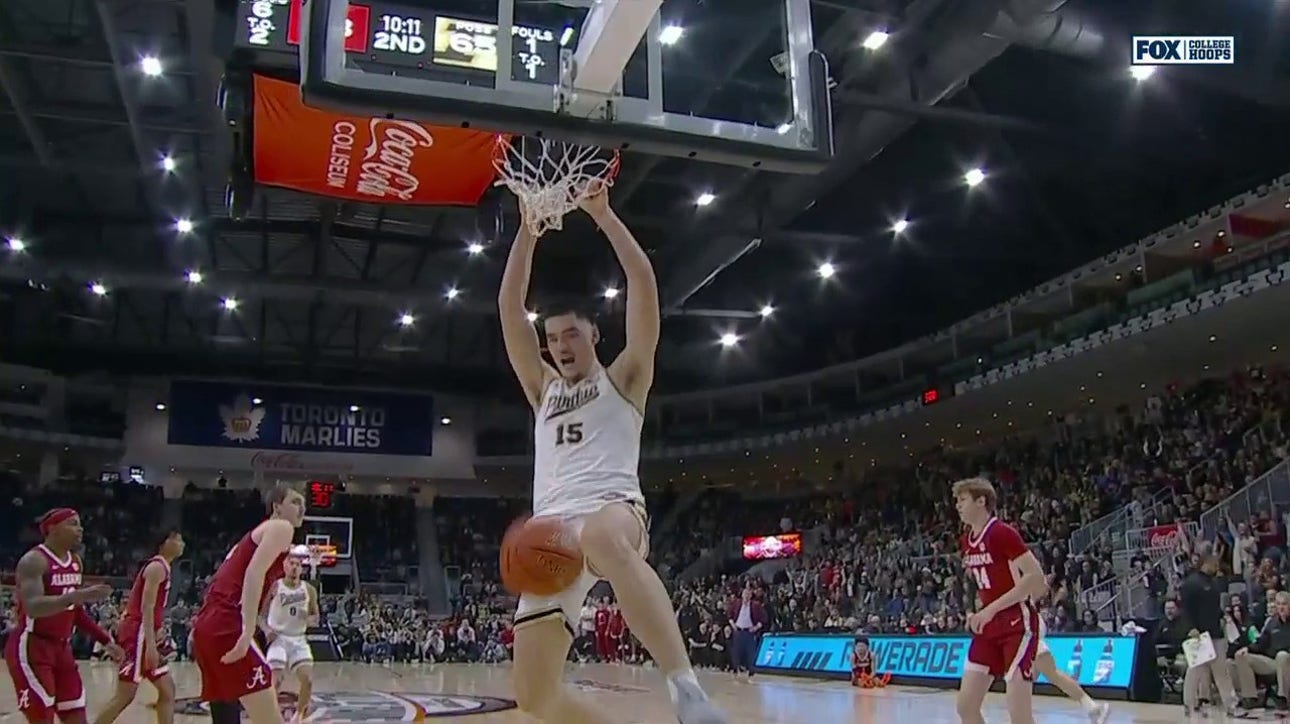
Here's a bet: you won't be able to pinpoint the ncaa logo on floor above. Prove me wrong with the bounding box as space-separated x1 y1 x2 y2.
1131 35 1235 65
174 690 516 720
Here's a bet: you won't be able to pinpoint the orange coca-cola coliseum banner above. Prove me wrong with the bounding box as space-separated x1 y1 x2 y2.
252 74 498 205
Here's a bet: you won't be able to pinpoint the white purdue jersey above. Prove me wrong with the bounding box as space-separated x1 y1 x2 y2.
532 365 644 517
265 579 311 637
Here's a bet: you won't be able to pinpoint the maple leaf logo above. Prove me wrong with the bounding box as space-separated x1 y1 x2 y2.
218 394 265 443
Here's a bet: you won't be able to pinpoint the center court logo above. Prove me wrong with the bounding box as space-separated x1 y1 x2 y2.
174 691 516 720
1132 35 1235 65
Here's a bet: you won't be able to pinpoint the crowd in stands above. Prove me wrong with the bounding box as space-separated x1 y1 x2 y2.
1 365 1289 704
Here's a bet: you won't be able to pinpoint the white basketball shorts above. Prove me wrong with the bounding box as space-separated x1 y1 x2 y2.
265 634 313 670
513 499 648 635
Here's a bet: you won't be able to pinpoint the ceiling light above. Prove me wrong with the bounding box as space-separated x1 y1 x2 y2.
658 24 684 46
349 405 361 412
89 282 107 296
892 218 909 234
466 242 484 255
1129 65 1155 81
252 397 263 405
221 297 238 311
861 30 889 50
185 270 203 284
175 218 194 234
1208 334 1217 342
718 332 739 347
445 287 460 300
154 403 167 411
816 262 836 279
161 155 176 173
695 192 716 207
602 286 620 299
526 311 539 322
440 416 452 425
5 237 25 252
139 56 163 77
964 168 986 187
759 304 775 318
399 313 415 327
1193 240 1202 249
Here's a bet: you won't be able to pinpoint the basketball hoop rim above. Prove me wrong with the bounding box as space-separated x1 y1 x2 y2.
490 134 623 189
490 134 622 237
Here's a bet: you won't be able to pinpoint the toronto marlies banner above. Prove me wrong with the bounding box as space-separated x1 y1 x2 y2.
165 380 435 456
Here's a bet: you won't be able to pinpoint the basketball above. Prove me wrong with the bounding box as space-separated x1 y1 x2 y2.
499 515 584 596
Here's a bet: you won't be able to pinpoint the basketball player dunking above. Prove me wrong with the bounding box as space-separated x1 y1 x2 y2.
4 508 121 724
190 486 305 724
260 553 319 720
955 478 1047 724
499 185 726 723
93 531 186 724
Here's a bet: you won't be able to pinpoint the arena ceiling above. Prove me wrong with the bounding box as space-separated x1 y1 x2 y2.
0 0 1288 400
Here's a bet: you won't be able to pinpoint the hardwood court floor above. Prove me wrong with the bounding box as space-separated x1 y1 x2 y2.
0 660 1203 722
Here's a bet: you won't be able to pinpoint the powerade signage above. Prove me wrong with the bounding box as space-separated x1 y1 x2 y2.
166 380 435 456
755 634 1138 690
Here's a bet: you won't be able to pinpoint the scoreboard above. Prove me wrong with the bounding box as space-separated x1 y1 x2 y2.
235 0 561 84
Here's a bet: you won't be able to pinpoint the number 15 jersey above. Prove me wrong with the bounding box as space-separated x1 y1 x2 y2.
532 365 644 518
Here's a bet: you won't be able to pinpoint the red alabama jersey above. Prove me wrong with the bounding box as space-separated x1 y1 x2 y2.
197 525 287 617
12 545 82 641
961 518 1032 624
121 556 171 631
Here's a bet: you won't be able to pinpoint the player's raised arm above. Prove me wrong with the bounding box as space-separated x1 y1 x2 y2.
498 209 554 409
580 186 660 405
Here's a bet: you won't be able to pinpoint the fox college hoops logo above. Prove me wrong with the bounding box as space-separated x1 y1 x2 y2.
219 394 266 443
175 691 516 720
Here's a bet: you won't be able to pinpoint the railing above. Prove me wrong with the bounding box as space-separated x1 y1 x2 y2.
1199 459 1290 541
1092 545 1182 623
1068 486 1174 555
1124 521 1199 553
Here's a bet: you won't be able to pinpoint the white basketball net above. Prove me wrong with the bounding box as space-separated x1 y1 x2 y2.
492 135 620 237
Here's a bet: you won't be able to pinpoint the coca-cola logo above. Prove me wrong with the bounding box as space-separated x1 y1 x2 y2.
357 119 434 201
250 452 354 473
1146 524 1182 549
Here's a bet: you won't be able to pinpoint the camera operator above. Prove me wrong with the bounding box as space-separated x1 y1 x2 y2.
1232 591 1290 711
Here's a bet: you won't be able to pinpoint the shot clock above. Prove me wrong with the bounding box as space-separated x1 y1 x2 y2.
309 480 337 509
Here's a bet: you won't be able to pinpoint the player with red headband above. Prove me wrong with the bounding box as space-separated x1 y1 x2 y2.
190 485 305 724
92 530 185 724
4 508 123 724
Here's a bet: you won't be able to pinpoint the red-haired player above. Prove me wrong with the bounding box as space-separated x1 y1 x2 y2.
954 478 1048 724
190 486 305 724
4 508 123 724
92 531 185 724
